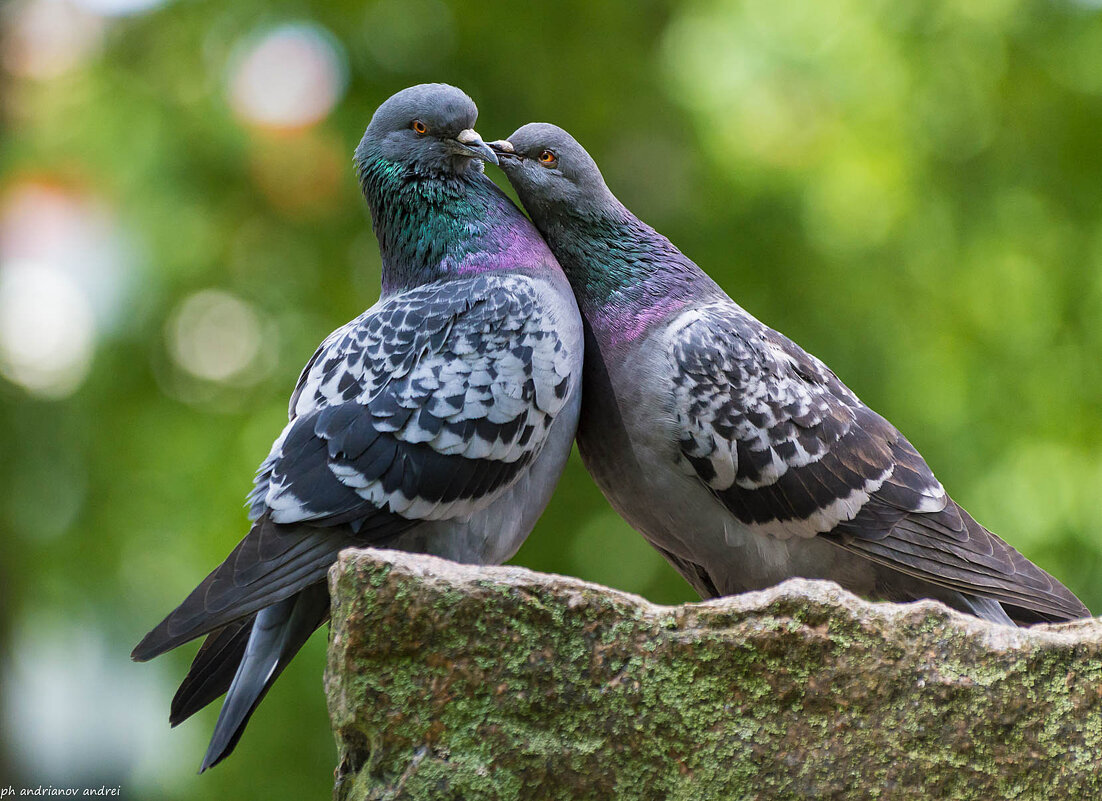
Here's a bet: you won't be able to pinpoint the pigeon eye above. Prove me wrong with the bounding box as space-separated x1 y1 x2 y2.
538 150 558 167
412 120 428 135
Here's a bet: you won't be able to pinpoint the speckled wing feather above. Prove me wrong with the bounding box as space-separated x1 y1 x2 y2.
255 272 575 525
668 301 1087 621
133 273 576 660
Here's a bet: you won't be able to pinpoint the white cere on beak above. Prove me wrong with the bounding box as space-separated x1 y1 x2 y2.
457 129 485 146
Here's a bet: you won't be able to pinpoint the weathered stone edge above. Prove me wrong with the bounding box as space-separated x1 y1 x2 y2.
326 547 1102 801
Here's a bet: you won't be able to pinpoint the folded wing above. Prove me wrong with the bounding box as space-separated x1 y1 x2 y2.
668 301 1087 622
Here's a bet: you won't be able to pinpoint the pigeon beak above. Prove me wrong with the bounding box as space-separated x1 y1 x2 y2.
488 139 519 161
449 129 499 165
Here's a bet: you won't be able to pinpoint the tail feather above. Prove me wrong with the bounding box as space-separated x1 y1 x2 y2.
132 512 414 767
956 592 1015 626
199 583 331 772
170 618 254 727
131 520 353 662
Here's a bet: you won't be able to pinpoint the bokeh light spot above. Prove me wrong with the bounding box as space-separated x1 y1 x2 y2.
1 0 104 80
0 259 95 398
2 611 198 784
0 182 134 398
228 22 348 130
167 289 264 383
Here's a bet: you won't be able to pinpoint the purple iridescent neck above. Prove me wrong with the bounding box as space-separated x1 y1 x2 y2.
358 153 553 294
535 200 718 346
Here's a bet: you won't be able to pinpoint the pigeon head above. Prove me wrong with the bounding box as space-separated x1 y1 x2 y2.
490 123 614 220
353 85 546 296
491 122 707 320
356 83 497 178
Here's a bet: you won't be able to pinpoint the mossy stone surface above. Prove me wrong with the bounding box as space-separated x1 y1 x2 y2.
326 548 1102 801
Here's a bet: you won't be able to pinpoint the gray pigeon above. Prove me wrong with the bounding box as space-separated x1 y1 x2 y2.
490 123 1088 626
132 87 583 771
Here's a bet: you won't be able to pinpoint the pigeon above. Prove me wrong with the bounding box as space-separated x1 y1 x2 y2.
490 123 1088 626
132 87 583 771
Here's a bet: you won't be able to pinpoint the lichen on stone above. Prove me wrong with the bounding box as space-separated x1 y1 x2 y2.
326 548 1102 801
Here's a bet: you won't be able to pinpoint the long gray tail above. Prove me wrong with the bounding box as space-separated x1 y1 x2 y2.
199 583 330 772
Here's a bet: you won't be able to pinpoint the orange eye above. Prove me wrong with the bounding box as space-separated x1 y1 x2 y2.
412 120 428 134
538 150 557 166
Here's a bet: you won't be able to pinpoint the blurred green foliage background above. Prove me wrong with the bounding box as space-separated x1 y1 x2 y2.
2 0 1102 797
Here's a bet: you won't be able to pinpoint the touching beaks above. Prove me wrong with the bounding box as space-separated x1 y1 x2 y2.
449 129 499 165
488 139 519 160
